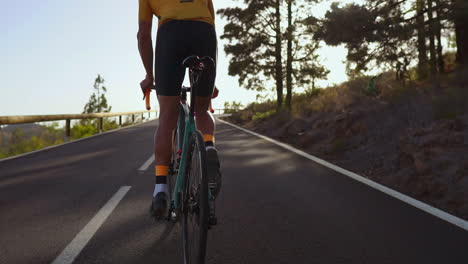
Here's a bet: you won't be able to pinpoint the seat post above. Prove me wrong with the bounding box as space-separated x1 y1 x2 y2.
189 70 201 117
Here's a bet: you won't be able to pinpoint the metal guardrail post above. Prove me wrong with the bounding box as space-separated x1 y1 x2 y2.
132 114 135 123
65 119 71 141
99 118 103 133
119 116 122 127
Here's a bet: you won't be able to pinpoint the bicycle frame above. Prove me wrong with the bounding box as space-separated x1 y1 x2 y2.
173 101 194 210
171 68 201 212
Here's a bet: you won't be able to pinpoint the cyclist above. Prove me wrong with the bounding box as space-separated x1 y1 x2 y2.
137 0 221 219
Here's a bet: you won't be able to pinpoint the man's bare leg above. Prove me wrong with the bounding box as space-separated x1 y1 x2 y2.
154 95 179 166
194 96 215 136
195 96 221 197
151 95 179 219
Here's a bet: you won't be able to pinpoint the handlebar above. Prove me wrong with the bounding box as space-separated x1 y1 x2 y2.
143 86 218 112
209 103 215 113
144 89 151 110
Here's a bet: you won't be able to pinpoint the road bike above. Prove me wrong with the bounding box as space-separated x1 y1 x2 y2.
144 55 218 264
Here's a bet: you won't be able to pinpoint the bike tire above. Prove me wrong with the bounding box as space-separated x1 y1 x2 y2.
182 131 209 264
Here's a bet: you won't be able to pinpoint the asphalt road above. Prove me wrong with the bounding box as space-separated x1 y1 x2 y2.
0 119 467 264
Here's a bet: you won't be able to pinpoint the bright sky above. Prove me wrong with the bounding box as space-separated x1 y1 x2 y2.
1 0 354 116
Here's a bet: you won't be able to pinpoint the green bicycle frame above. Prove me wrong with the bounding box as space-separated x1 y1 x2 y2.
173 101 194 210
170 57 215 213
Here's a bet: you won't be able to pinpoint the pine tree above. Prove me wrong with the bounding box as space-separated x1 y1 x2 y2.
416 0 428 78
452 0 468 67
286 0 293 111
218 0 284 110
80 74 113 131
434 0 445 73
219 0 328 111
285 0 328 110
318 0 466 79
83 74 111 114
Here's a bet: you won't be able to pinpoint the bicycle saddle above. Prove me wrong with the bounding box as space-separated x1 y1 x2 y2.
182 55 215 70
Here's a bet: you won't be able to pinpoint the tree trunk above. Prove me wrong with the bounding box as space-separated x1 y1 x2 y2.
434 0 444 73
97 88 101 113
427 0 437 74
416 0 428 79
454 0 468 67
396 63 401 81
286 0 293 111
275 0 283 111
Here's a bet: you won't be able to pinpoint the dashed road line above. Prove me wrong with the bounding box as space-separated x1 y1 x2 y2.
51 186 132 264
138 155 155 172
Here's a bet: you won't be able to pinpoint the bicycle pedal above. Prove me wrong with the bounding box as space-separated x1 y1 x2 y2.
151 213 169 222
209 216 218 227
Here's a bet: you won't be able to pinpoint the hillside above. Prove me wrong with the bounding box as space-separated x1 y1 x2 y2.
0 123 67 159
0 124 47 146
224 70 468 220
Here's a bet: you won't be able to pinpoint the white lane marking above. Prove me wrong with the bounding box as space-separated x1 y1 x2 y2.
139 154 155 172
51 186 132 264
217 119 468 232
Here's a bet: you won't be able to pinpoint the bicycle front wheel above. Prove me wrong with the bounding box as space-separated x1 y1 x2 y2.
182 131 209 264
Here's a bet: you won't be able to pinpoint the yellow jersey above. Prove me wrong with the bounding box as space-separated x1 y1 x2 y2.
138 0 215 26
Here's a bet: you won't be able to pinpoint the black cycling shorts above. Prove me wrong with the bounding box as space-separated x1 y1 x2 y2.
155 20 217 97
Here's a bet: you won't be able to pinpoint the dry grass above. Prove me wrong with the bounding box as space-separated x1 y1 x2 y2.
229 63 467 125
432 82 468 120
231 76 374 123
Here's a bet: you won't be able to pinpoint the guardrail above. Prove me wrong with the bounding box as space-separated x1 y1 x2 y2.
0 110 157 139
0 108 230 138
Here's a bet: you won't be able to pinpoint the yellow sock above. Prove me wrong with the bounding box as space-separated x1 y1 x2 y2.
155 165 169 176
203 134 215 144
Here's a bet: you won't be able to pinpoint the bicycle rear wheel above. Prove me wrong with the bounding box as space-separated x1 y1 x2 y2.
182 131 209 264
